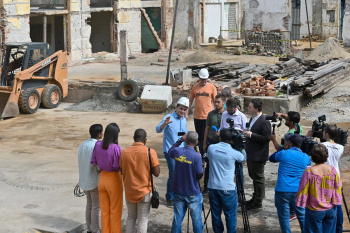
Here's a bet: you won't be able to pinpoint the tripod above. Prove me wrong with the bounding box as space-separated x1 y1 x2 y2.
203 162 251 233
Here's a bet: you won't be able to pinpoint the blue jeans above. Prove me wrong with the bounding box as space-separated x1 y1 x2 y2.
275 192 305 233
209 189 237 233
305 206 337 233
336 205 343 233
164 152 174 200
171 193 203 233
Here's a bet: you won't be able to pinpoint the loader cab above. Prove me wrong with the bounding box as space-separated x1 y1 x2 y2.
0 42 53 87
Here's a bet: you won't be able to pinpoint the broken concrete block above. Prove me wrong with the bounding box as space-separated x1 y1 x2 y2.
140 85 172 113
158 58 165 62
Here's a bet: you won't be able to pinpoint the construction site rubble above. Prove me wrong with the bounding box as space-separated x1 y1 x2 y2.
245 30 290 55
240 76 276 96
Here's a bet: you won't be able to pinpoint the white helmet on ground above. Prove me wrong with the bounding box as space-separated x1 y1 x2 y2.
177 97 189 107
198 68 209 79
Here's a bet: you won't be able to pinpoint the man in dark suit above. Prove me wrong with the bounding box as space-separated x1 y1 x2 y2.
243 98 271 210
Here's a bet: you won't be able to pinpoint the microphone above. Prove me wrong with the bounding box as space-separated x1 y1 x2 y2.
212 126 218 132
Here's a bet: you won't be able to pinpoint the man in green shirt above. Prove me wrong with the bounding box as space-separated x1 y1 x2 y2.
202 94 226 194
271 111 303 151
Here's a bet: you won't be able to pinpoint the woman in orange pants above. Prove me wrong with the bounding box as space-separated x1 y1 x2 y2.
91 123 123 233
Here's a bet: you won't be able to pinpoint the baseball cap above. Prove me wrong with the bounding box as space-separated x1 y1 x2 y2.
285 134 304 147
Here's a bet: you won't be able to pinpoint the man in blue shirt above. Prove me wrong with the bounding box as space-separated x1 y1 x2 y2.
78 124 103 233
269 133 311 233
156 97 188 207
169 131 203 233
207 129 245 233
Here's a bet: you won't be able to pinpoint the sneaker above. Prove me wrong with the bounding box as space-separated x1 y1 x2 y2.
246 202 262 210
166 199 174 208
202 188 209 195
289 214 297 221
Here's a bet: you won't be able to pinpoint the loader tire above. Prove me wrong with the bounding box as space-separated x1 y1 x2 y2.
116 80 139 102
19 89 40 114
42 84 62 109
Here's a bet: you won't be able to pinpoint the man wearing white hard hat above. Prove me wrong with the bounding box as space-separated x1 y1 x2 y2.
156 97 189 207
187 68 217 155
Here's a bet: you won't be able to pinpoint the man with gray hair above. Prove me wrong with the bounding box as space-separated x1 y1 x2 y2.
168 131 204 233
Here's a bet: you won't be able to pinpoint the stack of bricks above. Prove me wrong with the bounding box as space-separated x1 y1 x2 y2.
240 76 277 96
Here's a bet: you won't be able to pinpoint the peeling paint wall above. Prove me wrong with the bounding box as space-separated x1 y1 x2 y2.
0 0 31 43
320 0 340 39
300 0 313 38
245 0 291 32
343 0 350 46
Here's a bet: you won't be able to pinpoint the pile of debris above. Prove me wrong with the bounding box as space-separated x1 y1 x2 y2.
239 76 276 96
292 60 350 97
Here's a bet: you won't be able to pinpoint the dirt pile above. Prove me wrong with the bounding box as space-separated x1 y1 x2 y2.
183 50 222 63
307 37 350 61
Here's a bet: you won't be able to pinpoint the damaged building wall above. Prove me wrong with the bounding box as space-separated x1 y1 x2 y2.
300 0 313 38
343 0 350 46
67 0 92 62
173 0 200 49
245 0 291 32
316 0 340 39
117 0 142 54
0 0 31 43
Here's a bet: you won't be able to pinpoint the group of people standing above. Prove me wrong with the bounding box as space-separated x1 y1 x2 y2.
78 124 159 233
78 68 345 233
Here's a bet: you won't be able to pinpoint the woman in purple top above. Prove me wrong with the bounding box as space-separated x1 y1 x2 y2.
91 123 123 233
296 144 342 233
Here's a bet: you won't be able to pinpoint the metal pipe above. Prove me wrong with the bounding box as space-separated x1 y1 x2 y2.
63 14 67 51
165 0 179 85
304 0 312 50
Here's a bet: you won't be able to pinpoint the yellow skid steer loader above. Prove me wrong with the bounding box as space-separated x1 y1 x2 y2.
0 42 68 119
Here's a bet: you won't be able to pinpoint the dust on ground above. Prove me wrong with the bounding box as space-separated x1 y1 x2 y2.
307 37 350 61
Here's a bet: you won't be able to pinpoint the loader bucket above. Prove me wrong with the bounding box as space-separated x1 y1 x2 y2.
0 91 19 119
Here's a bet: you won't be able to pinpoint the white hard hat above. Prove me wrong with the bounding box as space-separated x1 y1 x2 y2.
177 97 189 107
198 68 209 79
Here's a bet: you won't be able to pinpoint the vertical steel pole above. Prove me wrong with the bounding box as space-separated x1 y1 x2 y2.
120 30 128 82
304 0 312 50
43 15 47 43
165 0 179 85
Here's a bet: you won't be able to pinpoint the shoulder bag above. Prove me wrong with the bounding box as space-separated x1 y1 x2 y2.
148 148 159 209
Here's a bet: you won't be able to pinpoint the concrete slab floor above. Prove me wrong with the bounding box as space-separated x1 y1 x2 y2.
1 103 350 232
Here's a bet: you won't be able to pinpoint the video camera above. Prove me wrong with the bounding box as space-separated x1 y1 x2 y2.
265 112 282 135
310 115 348 146
226 118 247 151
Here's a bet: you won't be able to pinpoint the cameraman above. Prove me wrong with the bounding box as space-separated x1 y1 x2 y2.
269 134 311 233
270 111 303 151
322 125 344 233
207 129 245 233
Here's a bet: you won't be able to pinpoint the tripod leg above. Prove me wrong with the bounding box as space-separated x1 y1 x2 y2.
187 208 190 233
202 203 209 233
342 189 350 223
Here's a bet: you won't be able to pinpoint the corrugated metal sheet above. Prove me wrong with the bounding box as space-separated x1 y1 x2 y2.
291 0 301 40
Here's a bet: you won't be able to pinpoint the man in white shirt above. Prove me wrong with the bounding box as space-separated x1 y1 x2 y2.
78 124 103 233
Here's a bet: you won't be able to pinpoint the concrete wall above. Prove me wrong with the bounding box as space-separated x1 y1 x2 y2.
300 0 313 38
0 0 31 43
117 0 142 54
67 0 92 62
344 0 350 46
244 0 291 32
312 0 340 39
173 0 200 49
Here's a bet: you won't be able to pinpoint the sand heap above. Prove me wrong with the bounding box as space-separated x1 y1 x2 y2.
183 50 222 63
307 37 350 61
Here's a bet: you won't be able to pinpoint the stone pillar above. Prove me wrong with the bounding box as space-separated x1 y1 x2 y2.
117 0 142 54
162 0 173 49
343 0 350 46
0 0 31 43
67 0 91 63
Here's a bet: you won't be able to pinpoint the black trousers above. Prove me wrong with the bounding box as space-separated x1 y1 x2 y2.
194 118 206 155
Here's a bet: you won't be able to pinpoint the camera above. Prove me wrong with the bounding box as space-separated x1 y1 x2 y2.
310 115 348 146
266 112 282 135
311 115 327 141
226 118 247 151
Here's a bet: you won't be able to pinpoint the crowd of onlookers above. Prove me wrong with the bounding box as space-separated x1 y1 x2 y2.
78 68 344 233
